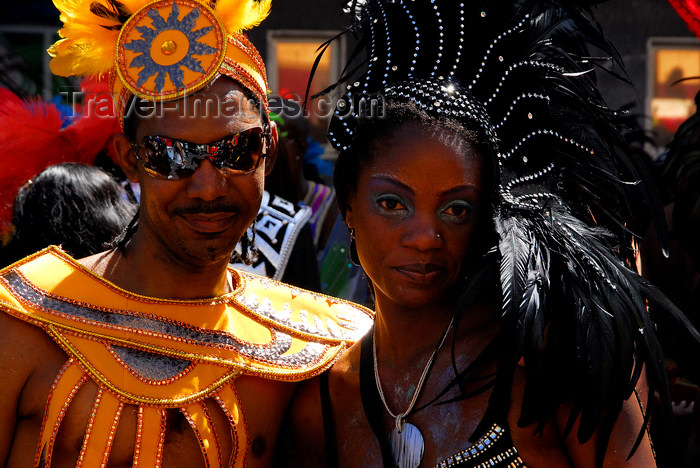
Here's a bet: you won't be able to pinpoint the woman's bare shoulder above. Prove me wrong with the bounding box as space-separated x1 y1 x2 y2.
289 337 365 467
507 367 656 467
331 338 362 379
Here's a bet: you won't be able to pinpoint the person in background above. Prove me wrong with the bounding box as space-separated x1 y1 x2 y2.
266 99 371 303
265 100 308 206
635 6 700 466
229 188 321 292
231 108 322 292
2 163 136 266
268 98 337 251
0 83 134 267
0 83 122 238
0 0 372 466
647 88 700 467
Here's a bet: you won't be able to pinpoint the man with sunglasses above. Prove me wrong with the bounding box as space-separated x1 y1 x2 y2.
0 0 372 466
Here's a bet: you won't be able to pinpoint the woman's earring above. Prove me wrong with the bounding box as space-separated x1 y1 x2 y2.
349 228 361 267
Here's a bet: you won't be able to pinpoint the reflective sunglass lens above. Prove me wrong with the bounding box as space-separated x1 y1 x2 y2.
136 129 267 180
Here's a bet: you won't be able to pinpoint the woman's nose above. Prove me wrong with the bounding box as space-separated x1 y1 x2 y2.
400 213 444 251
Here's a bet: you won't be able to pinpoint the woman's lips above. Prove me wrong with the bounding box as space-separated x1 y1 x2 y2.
181 212 237 233
394 263 445 284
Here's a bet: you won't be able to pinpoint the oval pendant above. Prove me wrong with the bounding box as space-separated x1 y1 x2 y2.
388 421 424 468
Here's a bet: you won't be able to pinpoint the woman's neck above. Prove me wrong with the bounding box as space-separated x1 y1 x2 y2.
372 294 500 370
372 297 456 369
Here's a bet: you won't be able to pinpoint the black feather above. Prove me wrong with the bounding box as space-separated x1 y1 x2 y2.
91 0 132 30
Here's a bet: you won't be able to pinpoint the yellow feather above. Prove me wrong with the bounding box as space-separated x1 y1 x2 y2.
241 0 271 29
48 0 271 77
215 0 271 33
49 0 134 77
213 0 247 33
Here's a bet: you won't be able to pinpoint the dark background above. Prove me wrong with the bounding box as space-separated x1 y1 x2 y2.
2 0 697 118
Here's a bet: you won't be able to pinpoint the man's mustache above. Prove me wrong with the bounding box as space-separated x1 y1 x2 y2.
172 204 240 216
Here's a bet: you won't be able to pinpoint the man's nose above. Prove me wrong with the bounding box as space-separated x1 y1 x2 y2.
186 159 228 201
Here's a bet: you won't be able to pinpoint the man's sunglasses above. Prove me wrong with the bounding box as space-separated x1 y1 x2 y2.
131 127 270 180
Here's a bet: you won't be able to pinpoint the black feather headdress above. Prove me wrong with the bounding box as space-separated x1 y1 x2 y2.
317 0 700 464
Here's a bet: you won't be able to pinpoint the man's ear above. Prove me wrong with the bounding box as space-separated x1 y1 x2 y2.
264 120 279 176
114 134 139 183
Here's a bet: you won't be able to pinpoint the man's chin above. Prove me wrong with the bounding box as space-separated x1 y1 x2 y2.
180 241 236 266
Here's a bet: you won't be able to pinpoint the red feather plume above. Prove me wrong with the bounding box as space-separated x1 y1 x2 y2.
668 0 700 39
0 80 120 235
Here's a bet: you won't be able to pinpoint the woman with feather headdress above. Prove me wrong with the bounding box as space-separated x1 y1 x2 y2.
290 0 700 467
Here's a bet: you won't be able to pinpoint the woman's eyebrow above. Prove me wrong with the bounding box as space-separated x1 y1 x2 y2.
441 185 480 197
368 175 415 195
369 176 480 197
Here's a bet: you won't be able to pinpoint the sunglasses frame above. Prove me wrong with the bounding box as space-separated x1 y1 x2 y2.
131 126 271 180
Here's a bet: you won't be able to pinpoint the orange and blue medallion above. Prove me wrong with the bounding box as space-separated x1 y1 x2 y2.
116 0 226 101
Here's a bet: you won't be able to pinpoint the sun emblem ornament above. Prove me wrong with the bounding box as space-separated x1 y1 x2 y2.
116 0 226 101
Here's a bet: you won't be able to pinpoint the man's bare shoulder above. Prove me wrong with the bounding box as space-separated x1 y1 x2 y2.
0 311 56 373
0 310 67 463
0 311 66 397
75 249 114 275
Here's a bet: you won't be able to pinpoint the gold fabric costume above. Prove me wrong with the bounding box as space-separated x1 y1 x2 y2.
0 247 373 467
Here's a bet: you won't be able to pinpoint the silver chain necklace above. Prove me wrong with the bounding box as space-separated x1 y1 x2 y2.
372 316 455 468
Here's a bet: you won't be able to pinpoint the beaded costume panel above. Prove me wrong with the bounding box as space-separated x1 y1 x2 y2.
0 246 373 467
231 190 313 281
435 424 527 468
